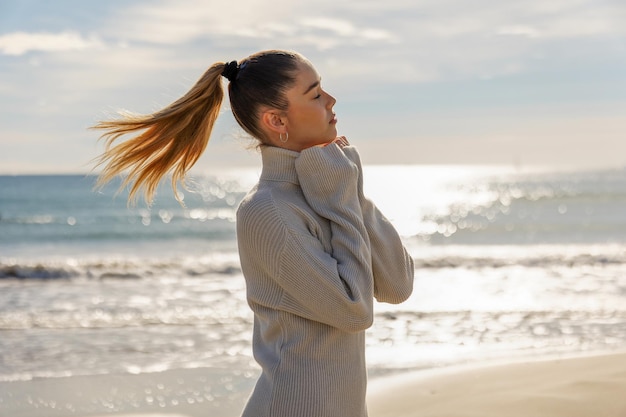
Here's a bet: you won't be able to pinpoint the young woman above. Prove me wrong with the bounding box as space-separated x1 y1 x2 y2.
93 50 414 417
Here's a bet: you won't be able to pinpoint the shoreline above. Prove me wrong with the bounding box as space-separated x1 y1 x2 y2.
2 350 625 417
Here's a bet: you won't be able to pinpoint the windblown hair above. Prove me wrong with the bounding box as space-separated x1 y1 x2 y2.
92 50 304 205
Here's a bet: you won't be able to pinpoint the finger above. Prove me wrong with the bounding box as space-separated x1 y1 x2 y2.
335 136 349 147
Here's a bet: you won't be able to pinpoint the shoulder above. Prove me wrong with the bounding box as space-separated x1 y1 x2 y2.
237 183 283 228
237 181 323 243
237 181 302 235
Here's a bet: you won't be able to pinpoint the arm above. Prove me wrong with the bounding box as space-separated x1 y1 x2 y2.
342 144 414 304
291 143 374 330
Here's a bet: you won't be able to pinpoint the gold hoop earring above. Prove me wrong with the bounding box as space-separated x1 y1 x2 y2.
279 132 289 143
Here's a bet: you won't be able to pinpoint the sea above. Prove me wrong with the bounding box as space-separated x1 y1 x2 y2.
1 164 626 412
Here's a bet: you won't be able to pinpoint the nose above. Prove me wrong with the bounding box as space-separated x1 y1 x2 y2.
326 92 336 108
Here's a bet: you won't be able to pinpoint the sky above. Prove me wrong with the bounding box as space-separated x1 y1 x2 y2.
0 0 625 174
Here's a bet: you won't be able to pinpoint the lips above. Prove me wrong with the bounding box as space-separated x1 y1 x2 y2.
330 113 337 124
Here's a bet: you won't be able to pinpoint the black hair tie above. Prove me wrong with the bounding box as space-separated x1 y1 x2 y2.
222 61 239 82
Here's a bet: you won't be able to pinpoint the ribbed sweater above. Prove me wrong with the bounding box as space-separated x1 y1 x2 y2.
236 143 414 417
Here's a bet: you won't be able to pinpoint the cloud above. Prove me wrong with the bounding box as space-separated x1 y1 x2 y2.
0 31 104 56
105 0 293 44
287 17 398 50
299 17 396 42
105 0 397 50
1 0 625 174
416 0 622 38
496 25 542 38
84 0 624 86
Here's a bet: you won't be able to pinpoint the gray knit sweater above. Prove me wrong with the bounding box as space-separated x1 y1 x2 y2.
237 143 414 417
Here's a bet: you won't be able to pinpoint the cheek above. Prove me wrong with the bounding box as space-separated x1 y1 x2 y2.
296 106 322 126
290 102 327 132
313 104 328 123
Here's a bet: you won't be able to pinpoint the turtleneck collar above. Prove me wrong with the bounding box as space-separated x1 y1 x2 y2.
260 145 300 185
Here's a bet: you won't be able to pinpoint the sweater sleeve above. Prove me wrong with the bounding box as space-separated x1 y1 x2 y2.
237 192 374 333
342 145 414 304
271 143 373 332
237 144 375 332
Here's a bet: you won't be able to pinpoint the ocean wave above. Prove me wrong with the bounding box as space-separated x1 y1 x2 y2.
0 307 251 330
0 263 78 280
2 247 626 281
0 256 242 280
413 252 626 269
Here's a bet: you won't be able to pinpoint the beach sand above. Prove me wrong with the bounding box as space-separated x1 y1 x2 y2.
368 351 626 417
0 366 255 417
2 351 625 417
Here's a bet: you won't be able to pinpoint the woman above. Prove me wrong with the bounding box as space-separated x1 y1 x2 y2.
93 50 414 417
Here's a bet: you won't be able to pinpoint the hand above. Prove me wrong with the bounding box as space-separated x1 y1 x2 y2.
334 136 350 148
314 136 350 149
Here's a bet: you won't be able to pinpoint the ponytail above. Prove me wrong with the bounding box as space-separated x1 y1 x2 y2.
92 62 226 205
91 50 304 206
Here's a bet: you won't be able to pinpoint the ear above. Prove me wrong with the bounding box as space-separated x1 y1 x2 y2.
260 110 287 135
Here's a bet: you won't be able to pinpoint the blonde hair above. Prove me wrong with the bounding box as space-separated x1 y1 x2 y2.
92 50 303 205
92 63 224 205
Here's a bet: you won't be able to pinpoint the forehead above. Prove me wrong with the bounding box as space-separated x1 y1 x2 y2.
293 61 321 92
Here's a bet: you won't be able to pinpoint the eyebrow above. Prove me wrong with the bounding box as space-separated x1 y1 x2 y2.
303 79 321 95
